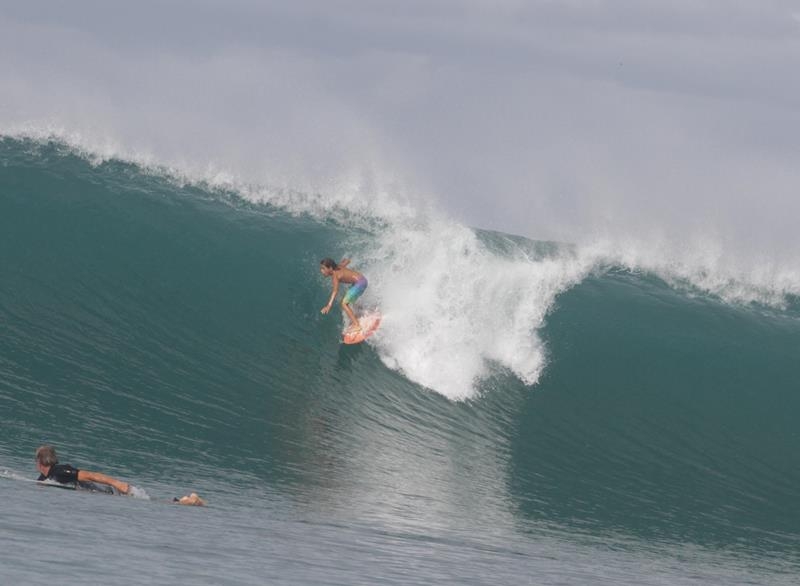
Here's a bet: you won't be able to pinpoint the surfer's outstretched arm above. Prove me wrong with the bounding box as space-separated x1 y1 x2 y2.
321 273 340 314
77 470 130 494
338 258 351 268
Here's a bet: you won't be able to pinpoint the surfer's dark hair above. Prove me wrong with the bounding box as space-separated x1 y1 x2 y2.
36 445 59 467
320 258 338 270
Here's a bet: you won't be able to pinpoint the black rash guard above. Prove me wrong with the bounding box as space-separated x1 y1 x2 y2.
38 463 115 494
38 463 79 485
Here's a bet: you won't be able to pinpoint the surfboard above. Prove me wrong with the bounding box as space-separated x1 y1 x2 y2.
342 310 382 345
36 480 76 490
38 479 118 493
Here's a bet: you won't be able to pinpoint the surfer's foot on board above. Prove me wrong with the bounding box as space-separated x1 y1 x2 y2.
345 323 362 335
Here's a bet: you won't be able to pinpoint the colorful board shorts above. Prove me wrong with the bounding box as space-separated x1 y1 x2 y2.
343 276 368 305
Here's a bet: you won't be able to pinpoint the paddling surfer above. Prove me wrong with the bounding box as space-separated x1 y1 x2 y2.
35 445 206 506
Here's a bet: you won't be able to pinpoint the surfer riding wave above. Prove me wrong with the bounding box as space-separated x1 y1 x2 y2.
320 257 367 334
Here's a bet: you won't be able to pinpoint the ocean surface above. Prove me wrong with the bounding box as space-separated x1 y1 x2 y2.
1 136 799 585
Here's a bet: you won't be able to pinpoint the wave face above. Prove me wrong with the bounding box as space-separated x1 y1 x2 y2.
1 137 799 583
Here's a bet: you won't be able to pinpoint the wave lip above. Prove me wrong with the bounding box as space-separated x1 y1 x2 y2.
582 237 800 309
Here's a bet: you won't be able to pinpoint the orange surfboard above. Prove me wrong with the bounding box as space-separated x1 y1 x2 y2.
342 311 382 345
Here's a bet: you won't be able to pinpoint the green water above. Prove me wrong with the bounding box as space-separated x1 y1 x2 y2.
1 139 798 584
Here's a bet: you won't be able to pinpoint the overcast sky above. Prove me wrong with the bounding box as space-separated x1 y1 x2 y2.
2 1 799 263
